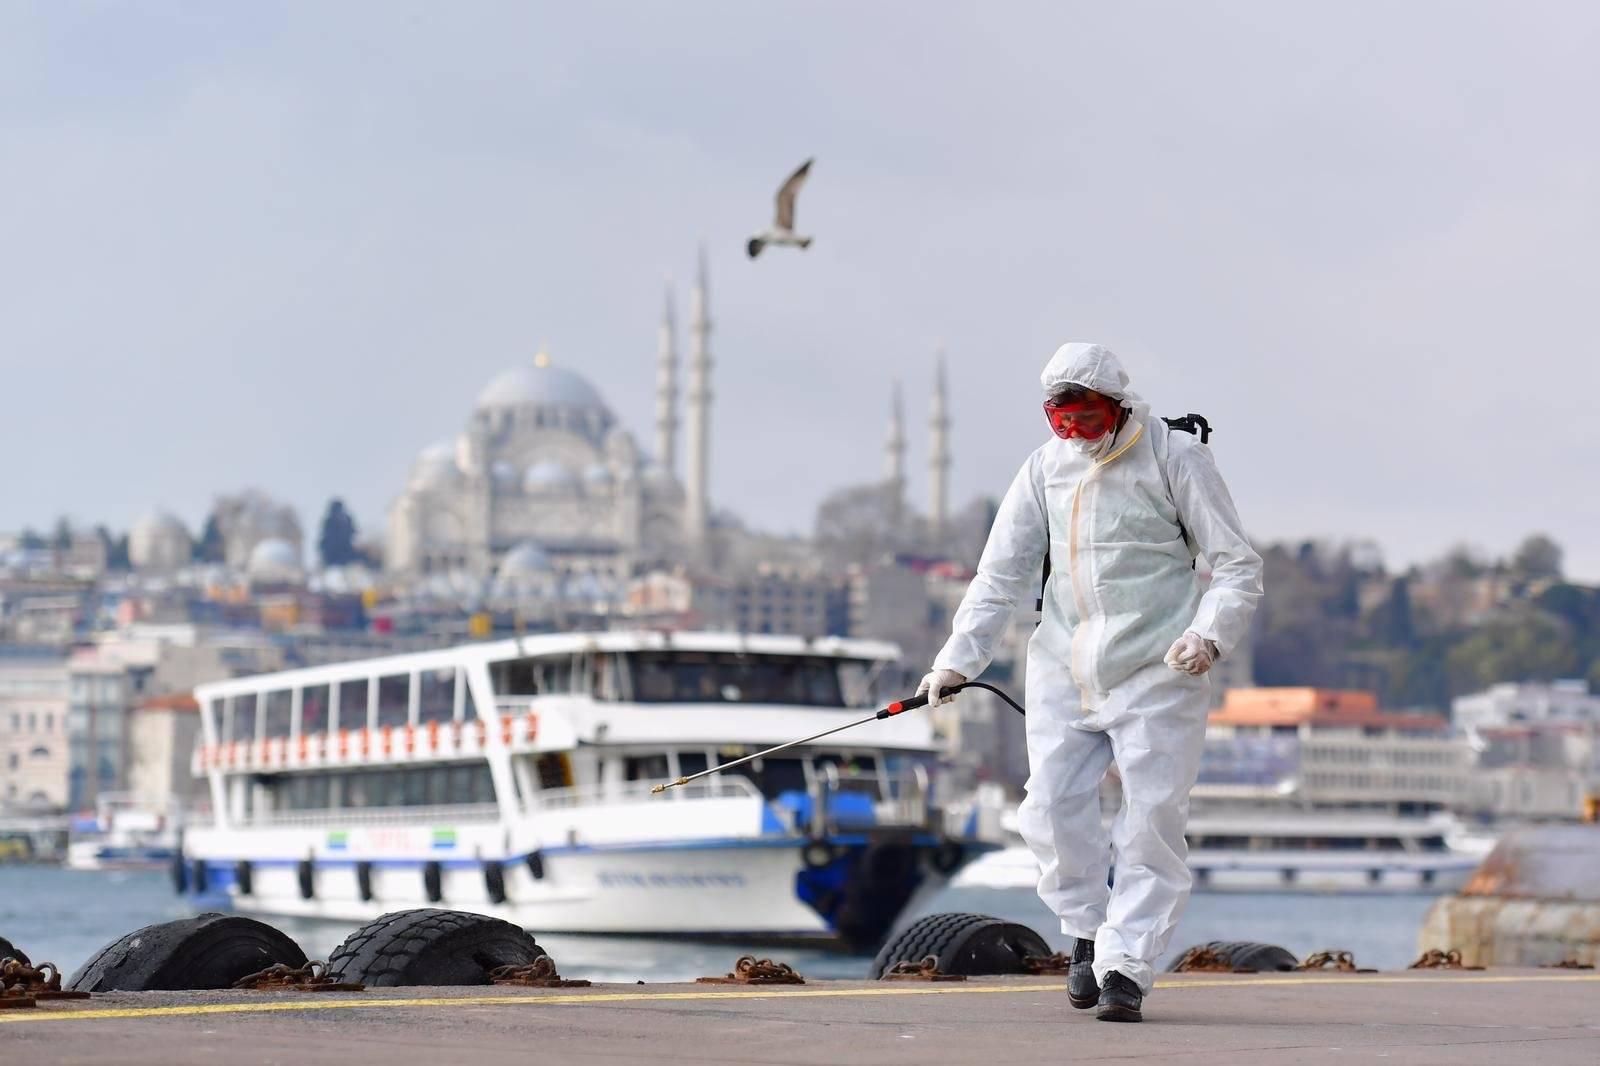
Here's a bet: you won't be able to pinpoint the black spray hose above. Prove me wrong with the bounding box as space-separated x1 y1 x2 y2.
652 682 1025 793
877 681 1026 719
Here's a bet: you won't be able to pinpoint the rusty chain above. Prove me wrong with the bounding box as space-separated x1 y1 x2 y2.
1021 952 1071 976
1 958 89 1002
881 955 966 982
1409 949 1483 971
1295 950 1374 973
231 961 366 993
489 956 591 988
1171 947 1247 974
696 955 805 985
1541 959 1596 970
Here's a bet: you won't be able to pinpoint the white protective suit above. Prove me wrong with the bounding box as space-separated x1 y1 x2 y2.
932 343 1263 994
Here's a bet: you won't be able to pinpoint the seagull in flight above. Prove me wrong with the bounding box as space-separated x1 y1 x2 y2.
747 158 813 259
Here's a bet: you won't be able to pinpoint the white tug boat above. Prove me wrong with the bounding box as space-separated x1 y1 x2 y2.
182 633 985 948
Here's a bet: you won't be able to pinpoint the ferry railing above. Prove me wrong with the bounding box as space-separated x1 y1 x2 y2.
253 802 503 828
527 775 763 812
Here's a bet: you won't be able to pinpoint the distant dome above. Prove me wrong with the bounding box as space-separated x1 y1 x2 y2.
498 541 553 577
583 464 615 487
132 509 187 539
247 537 301 578
410 440 464 491
489 460 521 490
128 510 191 572
476 360 610 413
523 460 580 493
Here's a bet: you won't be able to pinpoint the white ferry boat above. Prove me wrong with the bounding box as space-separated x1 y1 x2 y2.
955 810 1482 893
180 632 987 948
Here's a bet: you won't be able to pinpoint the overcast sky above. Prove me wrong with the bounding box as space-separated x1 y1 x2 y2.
3 1 1597 579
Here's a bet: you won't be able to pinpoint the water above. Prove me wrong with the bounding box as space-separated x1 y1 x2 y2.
0 865 1439 980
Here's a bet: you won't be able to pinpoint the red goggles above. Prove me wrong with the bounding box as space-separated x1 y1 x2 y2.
1043 395 1119 440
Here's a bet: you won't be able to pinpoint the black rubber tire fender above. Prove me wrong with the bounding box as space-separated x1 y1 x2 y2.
297 858 315 900
191 858 210 894
324 908 546 987
170 851 187 894
0 934 29 966
423 861 444 903
235 860 254 896
356 861 374 901
870 911 1051 979
526 851 545 881
1165 940 1299 972
484 861 507 905
66 913 307 992
929 840 965 875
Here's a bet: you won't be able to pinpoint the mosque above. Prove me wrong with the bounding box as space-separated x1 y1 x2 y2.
383 253 956 586
384 256 717 581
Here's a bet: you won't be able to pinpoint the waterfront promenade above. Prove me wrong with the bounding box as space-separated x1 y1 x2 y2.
6 968 1598 1064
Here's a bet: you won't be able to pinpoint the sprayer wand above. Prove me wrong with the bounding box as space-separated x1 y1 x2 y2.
649 681 1025 794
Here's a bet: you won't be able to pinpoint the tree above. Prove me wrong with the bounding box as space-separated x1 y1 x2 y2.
1511 533 1564 582
18 528 45 550
194 511 225 563
95 525 131 570
52 516 73 550
814 483 905 569
317 498 360 567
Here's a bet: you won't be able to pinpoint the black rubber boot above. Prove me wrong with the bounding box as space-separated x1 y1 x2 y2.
1095 970 1143 1022
1066 937 1098 1009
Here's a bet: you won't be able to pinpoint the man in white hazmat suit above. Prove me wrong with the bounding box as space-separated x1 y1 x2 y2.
920 342 1262 1022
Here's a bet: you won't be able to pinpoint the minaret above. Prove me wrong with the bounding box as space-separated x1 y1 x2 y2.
929 351 951 544
885 380 906 527
684 247 712 551
654 280 679 476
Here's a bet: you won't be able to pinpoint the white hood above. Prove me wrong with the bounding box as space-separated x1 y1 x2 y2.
1040 342 1149 422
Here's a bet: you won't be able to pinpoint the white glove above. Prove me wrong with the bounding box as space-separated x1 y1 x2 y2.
1164 632 1219 676
917 669 967 706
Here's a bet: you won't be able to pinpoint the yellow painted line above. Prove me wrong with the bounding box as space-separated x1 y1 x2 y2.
5 972 1598 1026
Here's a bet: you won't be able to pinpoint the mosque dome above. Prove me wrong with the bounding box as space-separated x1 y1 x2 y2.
523 460 581 493
247 537 301 579
128 509 192 572
489 460 521 491
498 540 554 577
476 357 610 413
583 464 615 487
410 440 464 491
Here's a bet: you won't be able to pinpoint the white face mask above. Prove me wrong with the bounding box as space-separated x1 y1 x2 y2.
1068 432 1115 459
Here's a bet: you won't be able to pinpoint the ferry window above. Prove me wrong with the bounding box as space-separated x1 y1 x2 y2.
494 657 573 696
344 772 371 808
338 679 369 731
232 694 258 743
837 660 879 707
533 753 573 791
418 668 455 726
301 685 331 737
676 751 708 779
376 674 410 729
446 764 495 804
624 754 670 782
425 767 451 806
461 673 477 720
403 769 429 807
725 756 809 800
381 771 406 807
263 690 293 739
623 653 844 706
816 754 880 795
